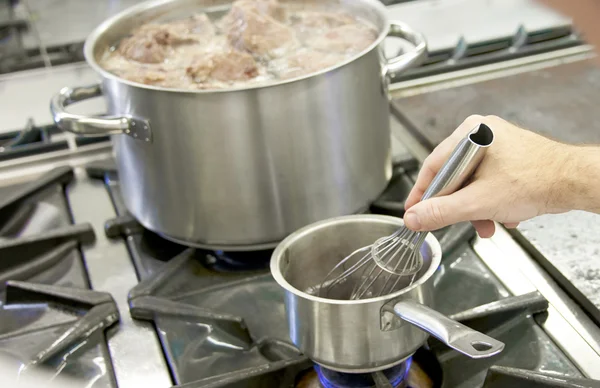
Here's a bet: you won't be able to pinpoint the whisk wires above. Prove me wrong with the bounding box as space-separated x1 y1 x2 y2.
317 228 425 300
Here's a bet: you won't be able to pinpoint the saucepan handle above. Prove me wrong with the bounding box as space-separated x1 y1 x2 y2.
382 21 427 79
393 300 505 358
50 83 152 142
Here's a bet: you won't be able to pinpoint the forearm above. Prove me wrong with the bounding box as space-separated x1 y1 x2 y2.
558 144 600 214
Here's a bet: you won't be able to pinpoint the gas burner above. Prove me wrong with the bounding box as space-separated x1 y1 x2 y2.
295 348 442 388
315 360 411 388
200 248 273 272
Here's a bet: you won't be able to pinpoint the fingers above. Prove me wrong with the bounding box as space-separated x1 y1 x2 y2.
404 185 478 231
405 137 455 210
405 115 486 210
471 221 518 239
472 220 495 238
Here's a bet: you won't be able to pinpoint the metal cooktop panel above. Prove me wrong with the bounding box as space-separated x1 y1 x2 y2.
78 158 586 388
385 0 571 52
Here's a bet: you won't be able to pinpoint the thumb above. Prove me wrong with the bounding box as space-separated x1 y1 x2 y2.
404 187 477 231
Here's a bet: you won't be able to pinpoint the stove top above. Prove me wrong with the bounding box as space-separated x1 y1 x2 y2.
0 166 117 387
1 34 600 387
1 143 597 387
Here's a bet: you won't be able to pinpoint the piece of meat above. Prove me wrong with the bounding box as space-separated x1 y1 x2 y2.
305 24 378 54
126 69 168 85
137 13 215 45
227 12 298 58
103 1 378 90
219 0 286 30
186 50 259 83
290 10 355 29
222 1 298 58
117 13 215 64
107 64 169 86
270 49 345 79
118 32 168 64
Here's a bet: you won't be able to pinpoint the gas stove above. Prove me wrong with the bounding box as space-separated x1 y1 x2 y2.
1 13 600 386
0 134 599 388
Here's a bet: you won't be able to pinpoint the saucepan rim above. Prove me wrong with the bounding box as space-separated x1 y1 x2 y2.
270 214 442 305
83 0 391 94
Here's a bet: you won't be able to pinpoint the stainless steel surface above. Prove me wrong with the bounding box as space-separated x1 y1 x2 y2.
422 124 493 198
0 158 172 388
271 215 440 373
0 63 103 133
391 56 600 151
0 142 112 186
14 0 571 58
371 122 492 273
67 170 172 388
15 0 145 50
105 174 591 387
52 0 426 249
389 45 595 97
431 244 583 387
3 12 600 384
0 0 579 132
383 21 427 79
0 354 82 388
271 214 504 372
389 44 600 330
385 0 571 52
392 300 504 358
516 212 600 321
474 226 600 379
389 66 600 379
51 83 152 141
0 140 597 384
319 124 492 302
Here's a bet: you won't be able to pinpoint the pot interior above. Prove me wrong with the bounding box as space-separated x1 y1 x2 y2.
274 216 439 301
86 0 389 86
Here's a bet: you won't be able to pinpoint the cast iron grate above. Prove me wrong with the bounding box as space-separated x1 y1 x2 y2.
0 165 119 387
86 161 600 388
393 25 583 82
0 118 110 162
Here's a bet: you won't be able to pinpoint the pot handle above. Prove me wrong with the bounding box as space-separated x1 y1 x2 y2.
50 83 152 142
393 300 505 358
383 21 427 79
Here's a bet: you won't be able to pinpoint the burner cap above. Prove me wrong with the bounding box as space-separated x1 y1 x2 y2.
316 358 412 388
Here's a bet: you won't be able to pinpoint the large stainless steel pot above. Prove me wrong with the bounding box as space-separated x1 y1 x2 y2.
50 0 427 250
270 215 505 373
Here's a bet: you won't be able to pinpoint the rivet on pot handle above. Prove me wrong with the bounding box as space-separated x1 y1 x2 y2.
383 21 427 79
393 300 505 359
50 83 152 142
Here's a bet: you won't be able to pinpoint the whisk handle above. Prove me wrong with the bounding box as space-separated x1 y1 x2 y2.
421 123 494 201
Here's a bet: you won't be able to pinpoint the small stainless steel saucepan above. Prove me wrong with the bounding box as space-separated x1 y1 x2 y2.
270 215 504 373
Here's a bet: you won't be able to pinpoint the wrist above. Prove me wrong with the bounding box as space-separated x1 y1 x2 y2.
554 144 600 213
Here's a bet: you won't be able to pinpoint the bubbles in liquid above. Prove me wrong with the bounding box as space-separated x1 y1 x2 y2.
98 2 378 90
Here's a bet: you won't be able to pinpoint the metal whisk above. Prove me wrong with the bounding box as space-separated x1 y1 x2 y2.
318 123 495 300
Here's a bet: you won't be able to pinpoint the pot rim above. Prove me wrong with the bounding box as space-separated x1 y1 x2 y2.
270 214 443 305
83 0 391 94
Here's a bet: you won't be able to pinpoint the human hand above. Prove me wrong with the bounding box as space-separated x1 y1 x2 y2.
404 115 576 238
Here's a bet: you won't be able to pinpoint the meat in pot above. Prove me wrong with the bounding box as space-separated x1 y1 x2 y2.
99 0 378 90
224 1 299 59
186 50 260 82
